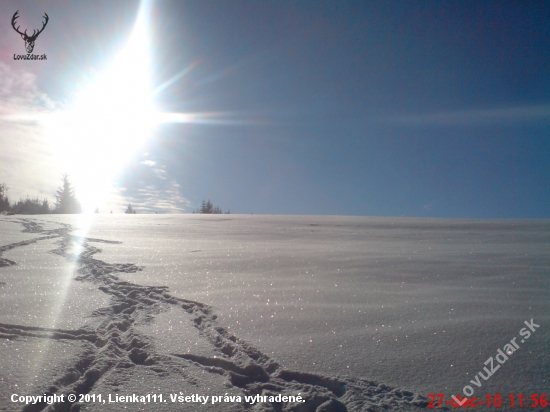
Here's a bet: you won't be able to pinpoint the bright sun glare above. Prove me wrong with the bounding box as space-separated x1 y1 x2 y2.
43 0 243 215
48 2 156 214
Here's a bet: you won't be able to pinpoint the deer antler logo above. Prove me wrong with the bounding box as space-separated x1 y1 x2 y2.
11 11 49 54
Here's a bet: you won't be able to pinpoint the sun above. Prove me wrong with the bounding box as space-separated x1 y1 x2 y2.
47 1 157 214
43 0 240 214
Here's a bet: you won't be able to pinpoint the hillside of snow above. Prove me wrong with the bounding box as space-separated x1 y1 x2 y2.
1 215 548 411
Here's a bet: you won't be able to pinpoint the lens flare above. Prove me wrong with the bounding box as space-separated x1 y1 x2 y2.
47 1 156 214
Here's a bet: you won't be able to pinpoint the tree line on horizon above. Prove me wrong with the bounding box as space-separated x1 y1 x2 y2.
0 176 230 215
192 199 230 214
0 174 81 215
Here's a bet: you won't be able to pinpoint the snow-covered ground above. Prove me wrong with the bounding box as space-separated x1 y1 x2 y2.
0 215 548 411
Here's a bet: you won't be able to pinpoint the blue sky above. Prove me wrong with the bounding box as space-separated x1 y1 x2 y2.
0 0 548 217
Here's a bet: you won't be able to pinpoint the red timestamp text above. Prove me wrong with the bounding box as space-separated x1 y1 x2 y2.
427 393 548 408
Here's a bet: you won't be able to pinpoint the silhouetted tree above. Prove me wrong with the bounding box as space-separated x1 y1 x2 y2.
42 199 50 213
0 183 9 212
54 174 81 214
197 199 223 214
199 200 211 214
12 197 50 214
125 204 136 214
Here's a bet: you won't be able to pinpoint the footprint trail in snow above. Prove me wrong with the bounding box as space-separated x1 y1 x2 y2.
0 218 439 412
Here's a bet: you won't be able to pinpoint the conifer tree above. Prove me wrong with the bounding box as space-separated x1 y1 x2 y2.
0 183 9 212
198 199 224 214
41 199 50 214
54 174 81 214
